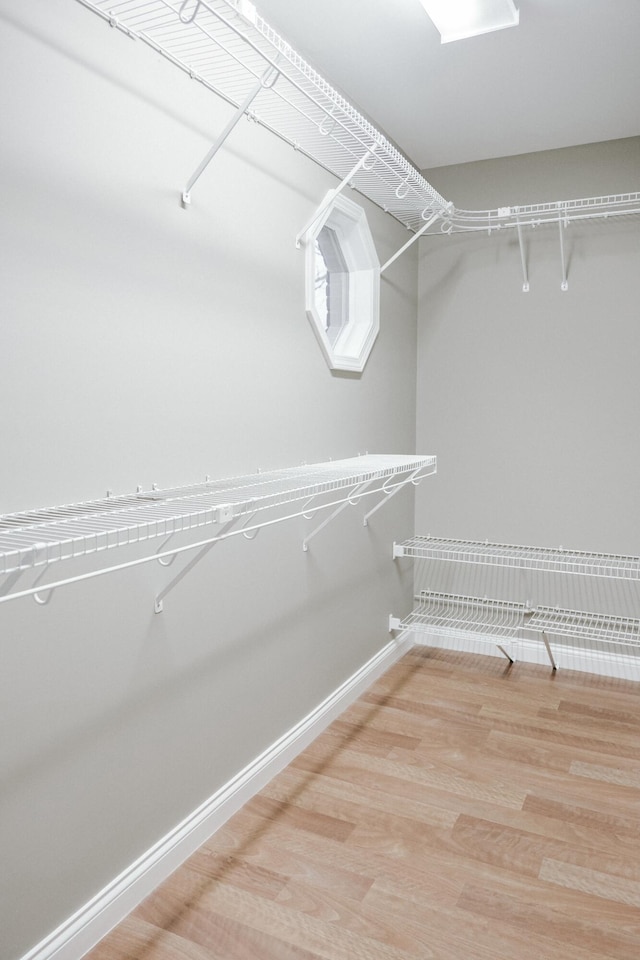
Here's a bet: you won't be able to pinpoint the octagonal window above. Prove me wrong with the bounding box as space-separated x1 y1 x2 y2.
304 192 380 373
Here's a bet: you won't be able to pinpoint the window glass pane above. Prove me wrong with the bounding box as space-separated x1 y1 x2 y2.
315 226 349 346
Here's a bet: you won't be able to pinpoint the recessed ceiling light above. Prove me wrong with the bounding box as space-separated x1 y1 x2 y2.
419 0 520 44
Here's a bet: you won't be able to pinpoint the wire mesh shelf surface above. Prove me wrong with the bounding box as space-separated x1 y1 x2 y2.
76 0 449 231
529 606 640 649
396 589 640 675
75 0 640 238
394 536 640 581
401 590 527 643
0 455 435 577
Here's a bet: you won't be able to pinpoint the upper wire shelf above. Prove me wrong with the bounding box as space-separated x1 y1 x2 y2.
75 0 640 239
393 536 640 581
76 0 449 231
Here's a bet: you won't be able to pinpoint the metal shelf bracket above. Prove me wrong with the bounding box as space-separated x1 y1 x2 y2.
154 515 240 612
181 62 280 208
380 209 444 274
363 463 434 527
516 211 530 292
558 214 569 291
295 148 377 248
302 479 372 552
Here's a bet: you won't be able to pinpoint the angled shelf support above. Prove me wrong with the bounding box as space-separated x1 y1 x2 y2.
182 62 279 207
558 215 569 291
515 211 530 292
295 149 377 249
302 479 373 552
154 514 240 612
363 461 436 526
380 209 444 274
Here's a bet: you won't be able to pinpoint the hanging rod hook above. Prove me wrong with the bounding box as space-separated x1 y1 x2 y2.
348 483 366 506
158 553 178 567
179 0 201 24
361 147 377 171
239 505 260 539
33 588 55 606
381 475 399 495
395 179 411 200
301 496 317 520
156 533 178 566
319 110 336 137
241 513 260 540
261 64 280 89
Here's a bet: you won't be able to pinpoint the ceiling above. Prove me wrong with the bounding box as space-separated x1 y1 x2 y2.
255 0 640 170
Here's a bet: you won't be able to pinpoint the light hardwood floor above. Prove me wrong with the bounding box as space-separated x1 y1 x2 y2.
86 647 640 959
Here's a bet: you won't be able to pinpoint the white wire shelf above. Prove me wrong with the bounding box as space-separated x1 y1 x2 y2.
440 194 640 236
75 0 640 242
391 590 640 673
529 605 640 651
398 590 527 645
75 0 449 232
0 454 435 604
393 536 640 581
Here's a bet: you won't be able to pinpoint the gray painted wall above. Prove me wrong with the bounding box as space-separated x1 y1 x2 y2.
0 3 418 957
414 137 640 621
416 138 640 556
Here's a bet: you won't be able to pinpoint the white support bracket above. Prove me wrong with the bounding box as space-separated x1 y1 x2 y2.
541 630 558 670
181 62 279 207
516 211 530 292
388 615 402 632
496 643 515 664
558 215 569 291
302 480 373 551
380 210 443 274
392 541 405 559
154 515 240 612
363 465 426 527
295 148 377 248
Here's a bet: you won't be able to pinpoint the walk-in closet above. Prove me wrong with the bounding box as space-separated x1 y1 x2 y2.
1 2 639 958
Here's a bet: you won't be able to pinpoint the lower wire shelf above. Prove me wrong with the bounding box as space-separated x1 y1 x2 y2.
391 591 640 675
392 591 527 663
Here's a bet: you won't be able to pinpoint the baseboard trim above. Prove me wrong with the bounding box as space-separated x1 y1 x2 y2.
21 632 413 960
412 631 640 681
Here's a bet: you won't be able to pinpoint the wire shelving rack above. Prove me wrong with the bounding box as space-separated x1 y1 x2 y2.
393 536 640 581
391 537 640 677
529 605 640 651
394 590 527 663
75 0 640 243
75 0 449 231
0 455 435 607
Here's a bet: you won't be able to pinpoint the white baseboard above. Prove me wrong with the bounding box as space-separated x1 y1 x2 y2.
20 632 413 960
412 630 640 681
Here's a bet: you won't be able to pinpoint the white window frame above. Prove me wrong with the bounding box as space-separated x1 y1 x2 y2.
304 192 380 373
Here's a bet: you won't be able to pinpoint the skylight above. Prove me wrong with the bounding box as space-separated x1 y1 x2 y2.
419 0 519 44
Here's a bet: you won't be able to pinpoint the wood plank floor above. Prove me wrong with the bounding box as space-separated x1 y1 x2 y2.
86 648 640 960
